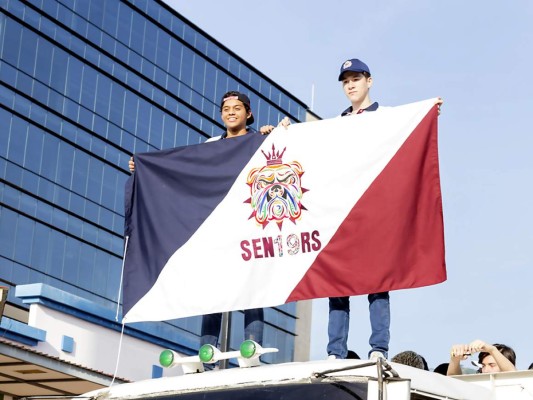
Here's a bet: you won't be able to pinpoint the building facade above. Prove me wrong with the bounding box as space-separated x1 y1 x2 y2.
0 0 314 396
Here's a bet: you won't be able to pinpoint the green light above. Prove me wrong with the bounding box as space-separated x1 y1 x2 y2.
199 344 215 363
240 340 257 359
159 349 174 368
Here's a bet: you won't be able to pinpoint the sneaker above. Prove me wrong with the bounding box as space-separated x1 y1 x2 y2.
369 351 386 361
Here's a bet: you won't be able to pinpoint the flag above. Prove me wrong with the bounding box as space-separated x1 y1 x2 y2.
122 98 446 323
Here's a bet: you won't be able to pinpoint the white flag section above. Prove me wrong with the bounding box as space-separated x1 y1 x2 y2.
123 98 444 323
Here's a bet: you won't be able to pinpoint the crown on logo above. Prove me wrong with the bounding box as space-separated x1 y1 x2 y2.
261 144 286 166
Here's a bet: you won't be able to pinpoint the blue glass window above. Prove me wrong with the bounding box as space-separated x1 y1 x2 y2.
62 236 80 283
136 102 151 142
2 19 22 66
80 65 97 110
50 48 69 93
142 23 157 62
0 208 17 258
31 223 51 271
129 12 145 54
86 159 103 203
95 74 112 119
78 243 95 291
65 57 82 102
7 119 27 165
57 142 74 188
21 170 39 195
35 38 52 85
191 57 206 93
116 3 132 44
88 1 105 28
180 47 194 86
101 167 117 210
102 0 120 35
19 29 37 75
109 84 126 127
71 150 89 195
155 31 170 70
48 230 66 276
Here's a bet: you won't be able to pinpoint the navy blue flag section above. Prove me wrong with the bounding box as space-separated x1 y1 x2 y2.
123 133 268 317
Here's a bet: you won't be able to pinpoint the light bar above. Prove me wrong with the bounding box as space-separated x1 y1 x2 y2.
159 349 204 374
159 349 176 368
198 344 216 363
199 344 241 364
159 341 279 374
237 340 279 367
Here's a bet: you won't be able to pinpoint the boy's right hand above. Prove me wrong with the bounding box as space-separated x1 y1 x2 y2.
259 117 291 135
450 344 471 360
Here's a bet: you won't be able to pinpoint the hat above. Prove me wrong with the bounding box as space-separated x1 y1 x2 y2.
338 58 371 81
220 92 255 125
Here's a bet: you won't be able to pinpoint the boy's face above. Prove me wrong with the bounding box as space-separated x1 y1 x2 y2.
480 355 500 373
341 71 372 104
221 99 251 130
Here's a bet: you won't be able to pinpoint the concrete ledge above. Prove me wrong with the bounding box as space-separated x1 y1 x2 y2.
0 317 46 346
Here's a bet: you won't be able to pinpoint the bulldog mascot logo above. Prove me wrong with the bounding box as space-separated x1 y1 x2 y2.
245 144 307 229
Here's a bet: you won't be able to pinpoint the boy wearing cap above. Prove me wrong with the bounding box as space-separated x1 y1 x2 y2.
201 91 290 349
201 91 267 350
207 91 256 141
128 91 264 342
328 59 442 361
327 59 388 361
202 91 289 355
129 91 273 350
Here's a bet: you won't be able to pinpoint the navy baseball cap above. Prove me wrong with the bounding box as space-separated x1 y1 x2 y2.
220 92 255 125
338 58 371 81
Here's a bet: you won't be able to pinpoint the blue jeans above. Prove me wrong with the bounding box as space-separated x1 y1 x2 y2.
201 308 264 347
327 292 390 359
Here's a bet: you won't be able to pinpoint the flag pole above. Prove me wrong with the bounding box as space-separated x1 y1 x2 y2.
219 311 232 369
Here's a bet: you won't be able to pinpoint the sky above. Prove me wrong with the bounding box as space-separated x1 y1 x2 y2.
164 0 533 370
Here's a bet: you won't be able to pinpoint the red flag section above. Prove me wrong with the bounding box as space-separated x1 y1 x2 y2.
287 106 445 301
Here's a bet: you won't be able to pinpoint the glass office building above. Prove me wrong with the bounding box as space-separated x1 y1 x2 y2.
0 0 311 375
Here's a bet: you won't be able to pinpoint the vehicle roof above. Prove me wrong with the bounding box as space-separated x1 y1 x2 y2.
83 359 493 400
453 369 533 399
